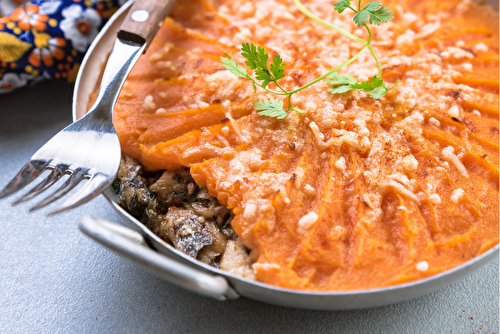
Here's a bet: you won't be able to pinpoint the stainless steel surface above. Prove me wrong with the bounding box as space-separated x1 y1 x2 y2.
1 81 498 333
79 216 239 301
72 2 500 311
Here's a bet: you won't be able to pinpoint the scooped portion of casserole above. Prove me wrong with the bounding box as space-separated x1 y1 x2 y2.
115 155 255 279
92 0 499 290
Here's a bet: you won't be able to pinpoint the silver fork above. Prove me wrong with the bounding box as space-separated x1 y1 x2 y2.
0 0 177 215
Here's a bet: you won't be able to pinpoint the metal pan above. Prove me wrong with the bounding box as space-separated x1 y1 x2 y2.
74 1 499 310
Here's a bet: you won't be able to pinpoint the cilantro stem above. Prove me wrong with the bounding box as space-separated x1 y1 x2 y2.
222 0 396 119
288 45 369 94
293 0 366 46
252 79 288 96
364 25 382 77
244 43 370 111
294 0 383 81
245 0 377 108
274 81 289 94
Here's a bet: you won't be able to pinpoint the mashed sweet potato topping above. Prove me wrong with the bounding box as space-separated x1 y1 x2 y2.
93 0 499 290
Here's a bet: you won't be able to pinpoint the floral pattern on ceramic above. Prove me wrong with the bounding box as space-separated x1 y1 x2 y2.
0 0 125 94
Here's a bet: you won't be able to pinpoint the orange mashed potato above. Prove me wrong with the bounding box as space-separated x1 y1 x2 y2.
104 0 499 290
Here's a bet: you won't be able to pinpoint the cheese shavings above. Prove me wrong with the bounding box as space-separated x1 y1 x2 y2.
450 188 465 203
442 146 469 178
387 180 421 204
223 100 245 143
297 211 319 234
416 261 429 272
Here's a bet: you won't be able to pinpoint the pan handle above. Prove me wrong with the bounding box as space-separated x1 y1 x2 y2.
78 216 239 301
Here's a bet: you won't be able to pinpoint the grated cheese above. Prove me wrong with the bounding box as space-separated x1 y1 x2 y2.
450 188 465 203
243 203 257 220
309 121 323 143
398 206 408 212
335 157 346 170
462 63 473 72
429 117 440 127
416 261 429 272
182 143 226 160
428 193 441 205
474 42 489 53
297 212 319 234
448 106 460 118
294 167 305 187
442 146 469 178
304 184 317 197
143 95 157 111
413 21 440 39
253 263 280 271
388 173 411 187
387 180 421 204
223 100 245 143
401 155 419 172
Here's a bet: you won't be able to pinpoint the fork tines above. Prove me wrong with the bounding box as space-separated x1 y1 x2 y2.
0 160 94 215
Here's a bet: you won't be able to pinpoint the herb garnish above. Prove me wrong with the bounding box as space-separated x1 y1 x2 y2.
221 0 398 119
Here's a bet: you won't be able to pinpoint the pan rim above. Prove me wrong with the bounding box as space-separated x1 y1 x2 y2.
101 187 499 297
73 0 500 302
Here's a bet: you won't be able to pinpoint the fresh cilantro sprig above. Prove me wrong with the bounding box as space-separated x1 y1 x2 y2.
253 99 288 119
333 0 393 26
357 2 394 26
221 0 397 119
222 43 305 118
327 73 399 99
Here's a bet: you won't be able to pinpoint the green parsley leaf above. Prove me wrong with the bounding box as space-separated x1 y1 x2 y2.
351 75 382 88
353 1 394 27
350 76 393 99
327 73 357 85
333 0 352 14
367 85 387 99
221 0 398 120
254 99 288 119
221 54 251 79
328 74 397 99
241 43 269 71
326 73 358 94
255 68 273 83
240 43 285 88
270 55 285 81
328 85 356 94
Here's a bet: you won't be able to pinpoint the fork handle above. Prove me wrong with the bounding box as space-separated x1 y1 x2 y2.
117 0 178 47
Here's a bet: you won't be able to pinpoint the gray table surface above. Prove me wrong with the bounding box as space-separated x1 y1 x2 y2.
0 81 498 334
